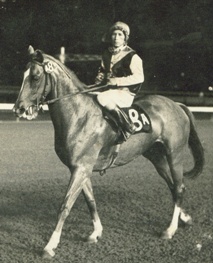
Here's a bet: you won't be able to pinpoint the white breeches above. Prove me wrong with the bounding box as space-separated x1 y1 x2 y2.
97 88 135 110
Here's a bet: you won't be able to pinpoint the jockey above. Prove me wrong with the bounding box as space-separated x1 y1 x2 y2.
95 21 144 140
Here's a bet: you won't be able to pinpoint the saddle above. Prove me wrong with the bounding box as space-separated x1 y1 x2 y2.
98 100 152 175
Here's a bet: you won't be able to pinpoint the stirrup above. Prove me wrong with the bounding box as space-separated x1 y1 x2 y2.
121 124 136 141
122 131 132 141
126 123 136 134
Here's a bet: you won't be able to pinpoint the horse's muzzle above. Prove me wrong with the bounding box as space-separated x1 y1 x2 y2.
13 104 39 120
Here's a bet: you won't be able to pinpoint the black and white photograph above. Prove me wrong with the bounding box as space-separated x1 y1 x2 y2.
0 1 212 262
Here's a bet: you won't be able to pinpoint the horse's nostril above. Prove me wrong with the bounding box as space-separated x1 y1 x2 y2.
19 108 26 115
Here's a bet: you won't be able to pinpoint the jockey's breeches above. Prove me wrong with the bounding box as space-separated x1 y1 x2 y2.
97 88 135 110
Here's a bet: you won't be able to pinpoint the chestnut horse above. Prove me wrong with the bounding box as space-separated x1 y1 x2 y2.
13 46 204 259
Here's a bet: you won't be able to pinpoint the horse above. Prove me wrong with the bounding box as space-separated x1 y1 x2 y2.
13 46 204 259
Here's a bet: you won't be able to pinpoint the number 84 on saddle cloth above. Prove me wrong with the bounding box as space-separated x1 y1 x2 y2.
124 103 151 134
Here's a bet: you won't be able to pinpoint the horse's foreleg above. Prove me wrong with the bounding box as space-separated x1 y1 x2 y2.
82 178 103 243
43 167 88 259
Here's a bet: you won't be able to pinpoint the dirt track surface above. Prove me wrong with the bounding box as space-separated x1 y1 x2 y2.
0 120 212 263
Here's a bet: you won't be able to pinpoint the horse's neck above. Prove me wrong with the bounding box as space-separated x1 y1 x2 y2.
54 69 80 98
49 93 99 143
44 55 83 99
48 72 95 125
46 60 101 133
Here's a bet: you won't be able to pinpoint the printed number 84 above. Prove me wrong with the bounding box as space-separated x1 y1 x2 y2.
128 109 149 132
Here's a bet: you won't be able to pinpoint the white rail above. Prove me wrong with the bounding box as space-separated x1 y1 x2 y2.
1 103 213 114
0 104 49 111
188 106 213 112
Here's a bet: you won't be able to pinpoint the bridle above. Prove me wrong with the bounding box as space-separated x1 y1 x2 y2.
31 58 107 107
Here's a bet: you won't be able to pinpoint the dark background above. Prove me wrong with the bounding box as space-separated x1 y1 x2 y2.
0 0 213 95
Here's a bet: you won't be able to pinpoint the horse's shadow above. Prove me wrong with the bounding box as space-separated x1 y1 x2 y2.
0 180 170 229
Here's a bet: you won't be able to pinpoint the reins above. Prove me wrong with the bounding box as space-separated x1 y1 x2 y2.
43 84 108 105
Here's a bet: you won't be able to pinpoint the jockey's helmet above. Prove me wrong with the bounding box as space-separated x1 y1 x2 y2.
109 21 130 41
102 21 130 43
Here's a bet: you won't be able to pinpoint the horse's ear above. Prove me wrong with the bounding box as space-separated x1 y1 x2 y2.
28 45 35 55
34 50 44 63
28 45 44 63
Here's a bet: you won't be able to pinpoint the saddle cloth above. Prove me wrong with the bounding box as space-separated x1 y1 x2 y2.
122 102 152 134
99 101 152 174
103 101 152 135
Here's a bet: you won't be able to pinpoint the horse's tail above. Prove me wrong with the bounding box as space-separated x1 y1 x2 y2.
179 103 205 178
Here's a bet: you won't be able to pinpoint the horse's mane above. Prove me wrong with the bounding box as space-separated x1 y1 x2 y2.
44 53 87 91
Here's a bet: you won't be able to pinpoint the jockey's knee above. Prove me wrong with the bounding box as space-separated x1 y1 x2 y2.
97 94 116 110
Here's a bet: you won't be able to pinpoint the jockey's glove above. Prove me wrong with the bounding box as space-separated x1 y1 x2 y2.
95 72 104 85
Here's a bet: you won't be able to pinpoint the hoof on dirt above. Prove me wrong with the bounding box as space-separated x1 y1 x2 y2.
87 233 102 244
87 236 98 244
184 218 193 226
180 212 193 226
42 249 55 260
161 231 173 240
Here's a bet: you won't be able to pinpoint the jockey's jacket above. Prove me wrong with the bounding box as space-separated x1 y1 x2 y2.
98 45 144 94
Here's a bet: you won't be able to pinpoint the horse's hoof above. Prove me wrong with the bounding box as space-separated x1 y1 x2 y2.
42 249 55 260
161 231 172 240
87 233 102 244
184 218 193 226
180 212 193 225
87 236 98 244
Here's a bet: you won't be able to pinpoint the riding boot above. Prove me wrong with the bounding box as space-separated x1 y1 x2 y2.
110 106 136 141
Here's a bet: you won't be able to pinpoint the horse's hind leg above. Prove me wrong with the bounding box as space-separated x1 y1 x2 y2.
82 178 103 243
163 149 192 239
144 144 191 239
144 146 178 238
143 143 174 192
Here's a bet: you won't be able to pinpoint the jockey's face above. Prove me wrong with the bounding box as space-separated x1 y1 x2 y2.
111 30 126 48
